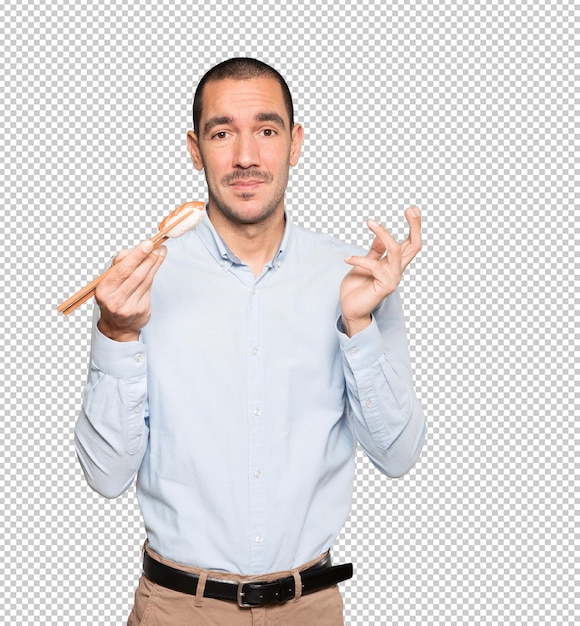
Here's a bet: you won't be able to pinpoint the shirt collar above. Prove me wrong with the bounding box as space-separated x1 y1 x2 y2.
195 205 293 271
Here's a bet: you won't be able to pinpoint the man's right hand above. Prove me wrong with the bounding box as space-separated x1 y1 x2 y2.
96 240 167 342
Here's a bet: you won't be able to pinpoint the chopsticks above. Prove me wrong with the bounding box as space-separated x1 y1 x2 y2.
56 208 194 316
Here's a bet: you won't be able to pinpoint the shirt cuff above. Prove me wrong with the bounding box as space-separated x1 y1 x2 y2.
91 324 147 378
337 315 384 370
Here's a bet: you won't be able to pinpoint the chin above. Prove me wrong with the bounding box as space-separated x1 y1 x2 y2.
234 208 278 225
213 194 283 225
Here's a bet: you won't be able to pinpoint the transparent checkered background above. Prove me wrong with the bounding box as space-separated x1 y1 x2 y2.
0 0 576 624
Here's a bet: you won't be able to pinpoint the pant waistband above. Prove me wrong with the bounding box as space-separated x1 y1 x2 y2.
142 549 353 608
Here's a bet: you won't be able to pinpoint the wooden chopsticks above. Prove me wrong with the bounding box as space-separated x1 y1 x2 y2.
56 209 194 316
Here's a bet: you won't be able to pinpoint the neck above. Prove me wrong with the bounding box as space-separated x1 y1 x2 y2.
207 204 286 278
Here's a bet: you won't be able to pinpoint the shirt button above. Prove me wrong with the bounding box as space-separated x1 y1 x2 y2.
349 348 358 357
254 470 262 478
255 535 264 543
133 404 142 414
275 261 282 269
135 353 144 364
252 347 259 356
364 399 373 408
253 408 261 416
220 259 228 267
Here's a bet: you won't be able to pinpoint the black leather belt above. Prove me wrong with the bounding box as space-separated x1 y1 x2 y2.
143 551 353 608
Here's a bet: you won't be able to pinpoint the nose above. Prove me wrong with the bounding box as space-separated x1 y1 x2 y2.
233 132 260 169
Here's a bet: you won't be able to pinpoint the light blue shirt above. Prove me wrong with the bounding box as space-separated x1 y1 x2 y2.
75 211 426 575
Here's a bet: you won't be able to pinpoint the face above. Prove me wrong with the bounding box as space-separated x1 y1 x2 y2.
187 77 303 226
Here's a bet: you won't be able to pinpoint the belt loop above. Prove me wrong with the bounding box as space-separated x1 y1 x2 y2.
292 570 302 603
194 571 208 607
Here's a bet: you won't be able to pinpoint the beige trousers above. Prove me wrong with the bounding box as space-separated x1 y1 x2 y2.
127 543 345 626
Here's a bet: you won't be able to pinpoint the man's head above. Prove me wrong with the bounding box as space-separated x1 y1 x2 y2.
187 58 303 228
192 58 294 135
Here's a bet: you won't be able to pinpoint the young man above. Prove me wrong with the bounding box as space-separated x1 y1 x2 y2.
75 58 426 625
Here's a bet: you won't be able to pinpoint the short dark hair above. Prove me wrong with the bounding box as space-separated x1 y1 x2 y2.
193 57 294 134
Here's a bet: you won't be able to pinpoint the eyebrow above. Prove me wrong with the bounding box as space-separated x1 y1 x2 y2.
203 111 287 136
255 112 286 129
203 116 234 136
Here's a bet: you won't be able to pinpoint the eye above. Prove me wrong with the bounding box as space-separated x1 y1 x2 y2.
261 128 276 137
212 131 229 140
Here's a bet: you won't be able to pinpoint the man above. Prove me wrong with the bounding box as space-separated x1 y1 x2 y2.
75 57 426 625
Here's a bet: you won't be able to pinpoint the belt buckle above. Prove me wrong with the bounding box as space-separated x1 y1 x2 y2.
237 579 260 608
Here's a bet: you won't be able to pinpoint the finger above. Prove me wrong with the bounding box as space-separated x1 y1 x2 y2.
108 240 160 285
119 245 166 295
404 206 422 249
367 219 400 260
343 254 381 273
99 244 166 303
366 234 386 260
112 248 131 265
127 246 167 302
400 206 423 270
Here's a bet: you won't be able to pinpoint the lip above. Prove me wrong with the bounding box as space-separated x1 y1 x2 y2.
230 180 263 188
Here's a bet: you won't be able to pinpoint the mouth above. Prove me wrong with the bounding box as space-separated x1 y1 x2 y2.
229 180 264 192
223 169 272 189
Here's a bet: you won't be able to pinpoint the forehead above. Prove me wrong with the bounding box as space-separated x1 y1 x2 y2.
200 77 289 125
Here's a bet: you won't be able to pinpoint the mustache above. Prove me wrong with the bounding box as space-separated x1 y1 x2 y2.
222 169 273 185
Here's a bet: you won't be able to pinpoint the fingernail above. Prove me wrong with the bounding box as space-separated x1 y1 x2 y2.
410 206 421 217
153 246 167 257
368 219 378 227
141 240 153 253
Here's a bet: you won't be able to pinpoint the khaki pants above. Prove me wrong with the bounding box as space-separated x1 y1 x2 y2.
127 543 345 626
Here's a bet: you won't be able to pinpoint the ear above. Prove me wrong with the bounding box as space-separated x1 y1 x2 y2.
187 130 204 171
289 123 304 167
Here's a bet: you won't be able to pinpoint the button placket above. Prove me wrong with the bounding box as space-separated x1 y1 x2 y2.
246 284 267 570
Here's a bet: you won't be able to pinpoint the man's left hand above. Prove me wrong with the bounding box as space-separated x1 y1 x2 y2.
340 206 422 337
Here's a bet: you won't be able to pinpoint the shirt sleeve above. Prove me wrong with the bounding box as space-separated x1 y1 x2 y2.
337 288 427 477
74 311 149 498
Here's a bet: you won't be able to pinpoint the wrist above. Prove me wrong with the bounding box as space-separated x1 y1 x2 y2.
341 315 372 338
97 319 140 343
